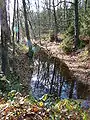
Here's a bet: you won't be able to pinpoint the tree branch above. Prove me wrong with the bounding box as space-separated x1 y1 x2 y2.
54 1 75 7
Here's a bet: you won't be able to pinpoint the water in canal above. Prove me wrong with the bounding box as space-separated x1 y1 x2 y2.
29 48 90 100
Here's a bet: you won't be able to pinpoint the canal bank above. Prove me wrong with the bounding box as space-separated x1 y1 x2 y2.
32 40 90 85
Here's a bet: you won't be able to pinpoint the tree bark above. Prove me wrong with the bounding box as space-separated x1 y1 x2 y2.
22 0 33 58
27 0 37 40
48 0 51 29
12 0 16 55
1 0 9 75
17 0 20 43
74 0 79 49
7 0 11 44
37 0 41 43
88 40 90 56
22 0 32 47
52 0 58 35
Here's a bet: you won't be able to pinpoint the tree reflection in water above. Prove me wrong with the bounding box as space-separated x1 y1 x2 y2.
30 50 90 100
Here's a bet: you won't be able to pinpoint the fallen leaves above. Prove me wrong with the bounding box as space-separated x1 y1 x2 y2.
0 93 49 120
0 92 90 120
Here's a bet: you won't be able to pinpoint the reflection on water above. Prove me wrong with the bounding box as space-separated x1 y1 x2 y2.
29 50 90 100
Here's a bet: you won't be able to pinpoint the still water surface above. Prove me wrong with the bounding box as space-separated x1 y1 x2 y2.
29 49 90 100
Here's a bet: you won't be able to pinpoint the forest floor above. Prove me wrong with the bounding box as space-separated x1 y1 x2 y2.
33 40 90 85
0 44 90 119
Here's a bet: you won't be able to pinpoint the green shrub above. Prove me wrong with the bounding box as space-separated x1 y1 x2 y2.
60 37 74 54
66 23 74 37
79 40 86 49
0 72 22 96
80 9 90 36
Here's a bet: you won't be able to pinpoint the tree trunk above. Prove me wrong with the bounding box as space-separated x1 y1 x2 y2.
27 0 37 40
74 0 79 50
37 0 41 43
7 0 11 44
88 40 90 56
22 0 33 58
28 19 37 40
22 0 32 46
48 0 51 29
52 0 58 35
17 0 20 43
1 0 9 75
12 0 16 55
63 0 66 31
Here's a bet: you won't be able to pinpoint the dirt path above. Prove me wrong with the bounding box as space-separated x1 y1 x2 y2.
33 40 90 85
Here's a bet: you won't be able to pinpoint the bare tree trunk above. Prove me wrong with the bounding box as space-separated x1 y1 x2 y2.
74 0 79 50
22 0 33 57
63 0 66 31
11 0 17 71
52 0 58 35
28 19 37 40
1 0 9 75
88 40 90 56
37 0 41 43
27 0 37 40
7 0 11 44
48 0 51 29
22 0 30 42
17 0 20 43
12 0 16 55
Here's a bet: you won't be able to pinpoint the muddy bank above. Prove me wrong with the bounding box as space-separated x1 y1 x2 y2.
6 43 90 100
33 40 90 85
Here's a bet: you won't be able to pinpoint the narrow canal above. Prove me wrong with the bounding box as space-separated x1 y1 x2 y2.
28 48 90 100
